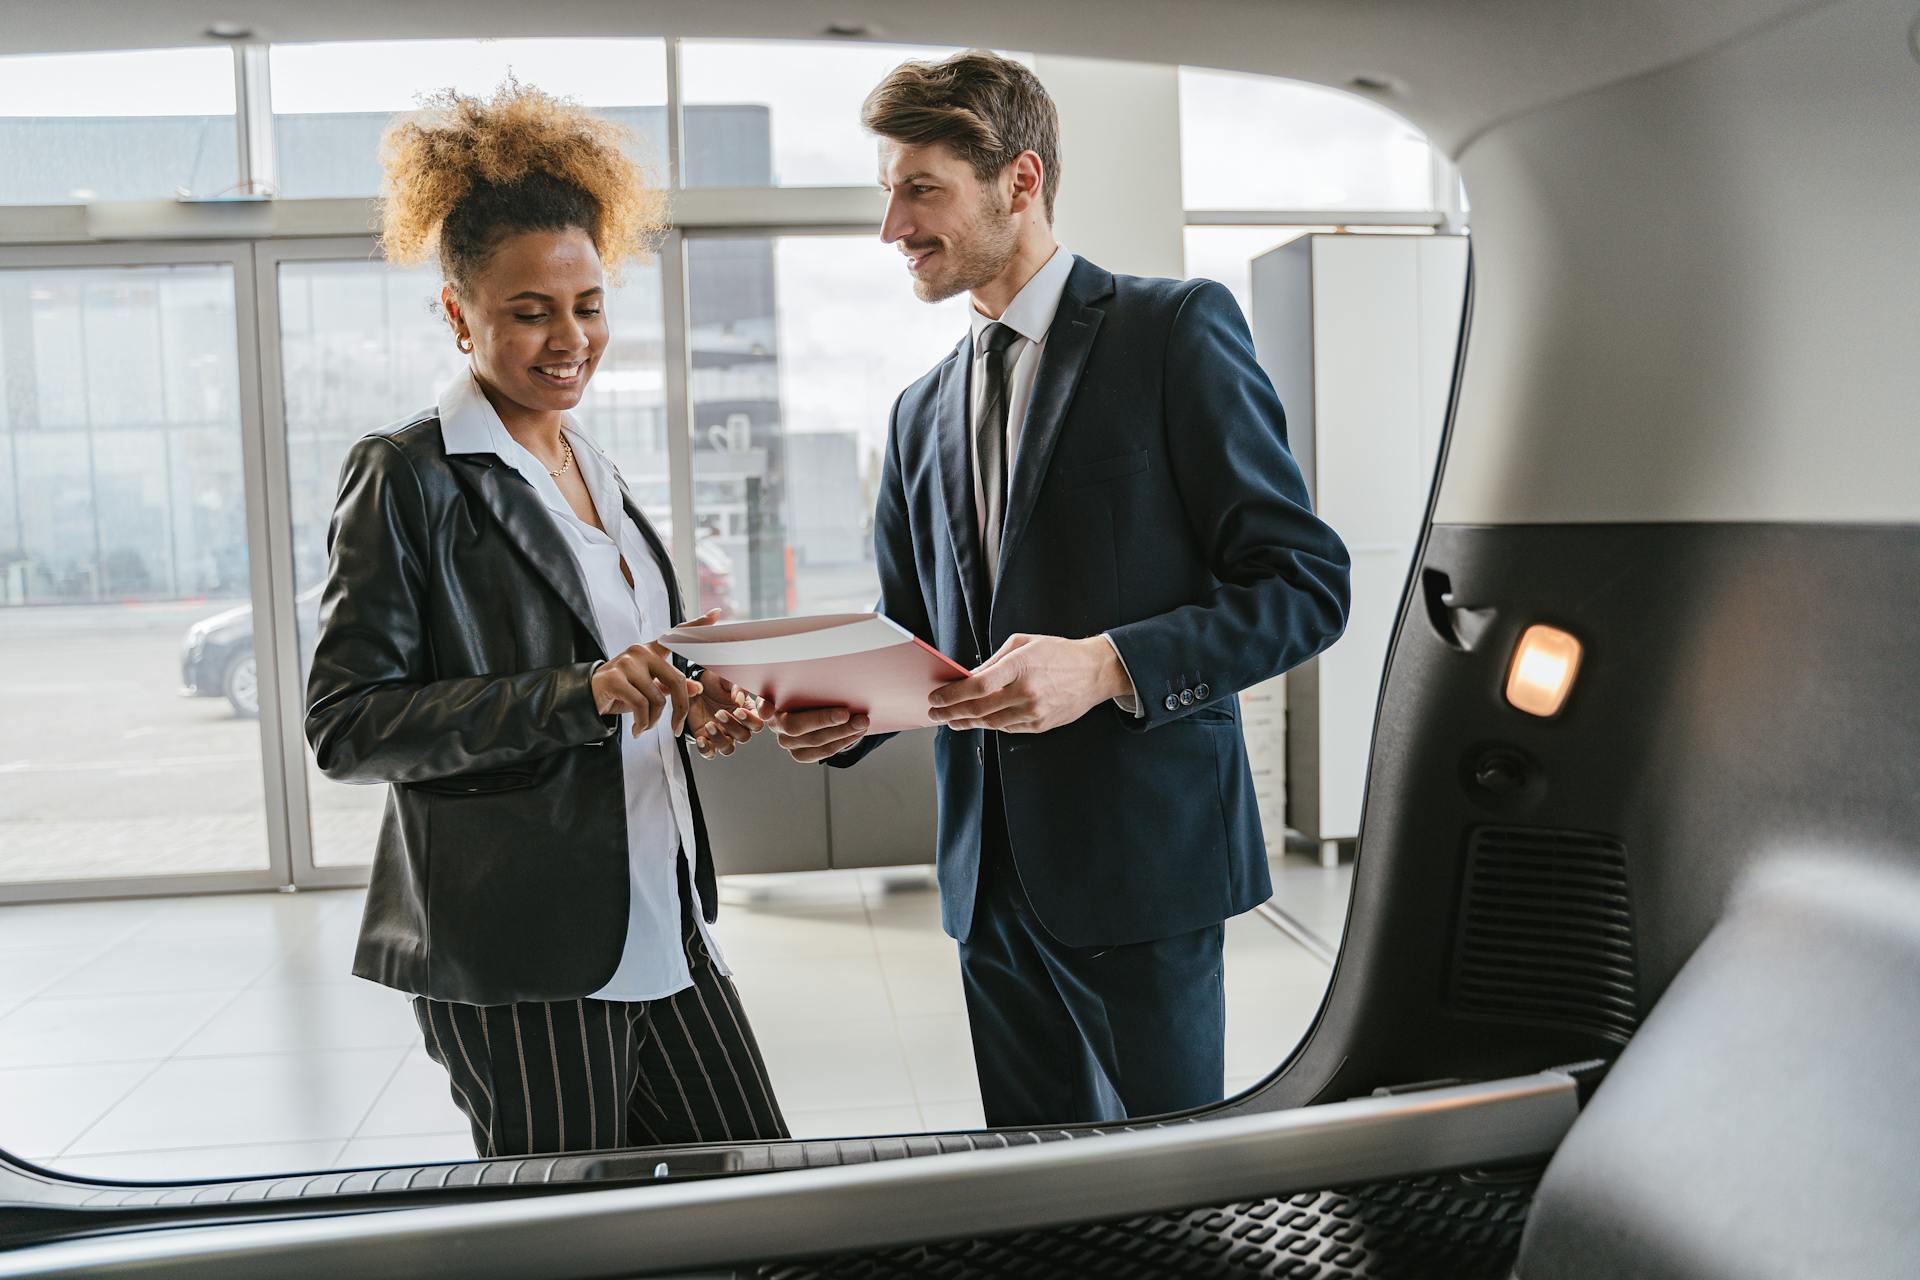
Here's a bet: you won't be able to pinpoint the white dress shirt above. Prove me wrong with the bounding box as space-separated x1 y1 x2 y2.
437 370 728 1002
966 246 1141 715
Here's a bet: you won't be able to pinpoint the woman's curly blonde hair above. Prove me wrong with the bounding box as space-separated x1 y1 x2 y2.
376 76 666 293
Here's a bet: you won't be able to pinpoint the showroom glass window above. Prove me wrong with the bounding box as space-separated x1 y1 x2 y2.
0 262 274 884
684 234 965 619
1178 67 1443 315
678 40 976 188
267 39 669 198
0 47 240 204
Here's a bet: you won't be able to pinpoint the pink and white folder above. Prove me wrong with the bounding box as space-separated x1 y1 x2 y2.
656 612 972 734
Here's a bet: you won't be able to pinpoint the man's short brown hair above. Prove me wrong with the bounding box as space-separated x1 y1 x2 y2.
862 50 1061 221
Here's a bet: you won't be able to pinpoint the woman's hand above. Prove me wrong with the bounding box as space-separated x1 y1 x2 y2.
592 644 701 737
662 608 769 759
688 680 769 758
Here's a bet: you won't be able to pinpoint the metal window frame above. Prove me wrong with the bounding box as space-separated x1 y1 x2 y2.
1182 209 1444 228
232 43 277 198
247 235 392 890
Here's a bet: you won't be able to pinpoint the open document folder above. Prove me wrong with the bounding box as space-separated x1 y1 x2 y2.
655 612 972 734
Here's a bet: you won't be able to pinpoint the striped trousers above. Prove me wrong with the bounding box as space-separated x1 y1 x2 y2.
411 871 788 1157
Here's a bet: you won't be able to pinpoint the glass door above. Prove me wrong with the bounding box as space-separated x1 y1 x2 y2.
0 242 292 900
252 239 673 882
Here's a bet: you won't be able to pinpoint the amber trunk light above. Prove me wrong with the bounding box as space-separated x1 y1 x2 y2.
1505 624 1583 717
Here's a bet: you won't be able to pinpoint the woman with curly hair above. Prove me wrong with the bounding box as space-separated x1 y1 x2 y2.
305 80 788 1157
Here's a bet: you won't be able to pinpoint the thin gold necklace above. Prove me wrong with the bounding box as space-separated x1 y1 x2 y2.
546 435 575 480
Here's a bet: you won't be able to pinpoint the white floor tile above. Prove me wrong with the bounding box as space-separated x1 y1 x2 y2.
863 895 946 939
736 955 896 1025
41 936 285 998
0 991 236 1067
0 864 1355 1167
177 982 420 1058
68 1047 404 1154
1267 855 1355 947
753 1019 915 1113
867 915 957 963
46 1141 342 1183
875 948 969 1018
354 1048 469 1139
916 1099 987 1132
1225 911 1324 961
784 1105 925 1139
1225 962 1332 1003
0 945 110 1004
857 867 937 902
335 1132 475 1169
1224 987 1324 1079
709 905 877 963
895 1015 980 1104
718 871 866 910
0 1062 158 1156
255 927 365 987
124 893 329 944
0 900 160 953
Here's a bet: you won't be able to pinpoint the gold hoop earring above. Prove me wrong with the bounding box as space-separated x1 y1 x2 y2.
456 334 474 354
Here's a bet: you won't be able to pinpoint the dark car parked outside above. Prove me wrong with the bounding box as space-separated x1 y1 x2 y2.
181 544 734 718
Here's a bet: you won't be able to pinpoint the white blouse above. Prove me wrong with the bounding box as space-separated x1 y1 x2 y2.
437 370 729 1002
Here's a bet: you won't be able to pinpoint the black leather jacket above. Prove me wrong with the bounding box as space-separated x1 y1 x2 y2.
304 410 715 1005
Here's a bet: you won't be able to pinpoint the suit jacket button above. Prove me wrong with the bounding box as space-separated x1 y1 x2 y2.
1195 683 1211 700
1179 689 1195 706
976 744 984 761
1163 694 1180 712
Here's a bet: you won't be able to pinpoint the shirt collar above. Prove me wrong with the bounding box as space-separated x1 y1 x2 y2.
438 367 522 458
436 368 613 522
968 245 1074 355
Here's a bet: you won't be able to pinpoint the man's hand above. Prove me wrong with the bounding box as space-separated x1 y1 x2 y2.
592 643 701 737
770 706 872 764
927 634 1130 734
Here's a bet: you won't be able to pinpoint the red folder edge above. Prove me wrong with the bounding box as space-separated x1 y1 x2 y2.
684 628 972 735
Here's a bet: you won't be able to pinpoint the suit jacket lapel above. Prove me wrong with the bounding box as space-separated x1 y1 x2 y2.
932 338 988 648
997 259 1112 586
453 456 607 659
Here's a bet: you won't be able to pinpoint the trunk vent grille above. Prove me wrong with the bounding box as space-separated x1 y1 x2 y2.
1451 825 1638 1042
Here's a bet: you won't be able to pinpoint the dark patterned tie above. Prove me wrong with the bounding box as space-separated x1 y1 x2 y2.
976 321 1022 590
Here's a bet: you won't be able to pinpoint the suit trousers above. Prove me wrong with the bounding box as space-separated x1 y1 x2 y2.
411 858 788 1157
958 738 1227 1127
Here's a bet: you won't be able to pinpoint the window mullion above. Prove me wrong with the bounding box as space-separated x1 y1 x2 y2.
664 36 687 190
232 43 278 197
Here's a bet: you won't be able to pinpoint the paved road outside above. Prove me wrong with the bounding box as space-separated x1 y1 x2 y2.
0 557 884 887
0 601 383 885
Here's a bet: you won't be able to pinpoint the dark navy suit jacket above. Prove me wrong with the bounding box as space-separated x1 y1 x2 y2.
832 256 1351 948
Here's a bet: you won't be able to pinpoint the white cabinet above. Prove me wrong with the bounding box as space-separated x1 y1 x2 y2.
1249 234 1469 860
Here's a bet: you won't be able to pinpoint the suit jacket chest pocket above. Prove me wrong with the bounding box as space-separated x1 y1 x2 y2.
1052 450 1152 632
1057 448 1150 492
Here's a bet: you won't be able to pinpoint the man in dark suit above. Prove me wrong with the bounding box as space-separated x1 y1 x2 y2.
772 51 1351 1127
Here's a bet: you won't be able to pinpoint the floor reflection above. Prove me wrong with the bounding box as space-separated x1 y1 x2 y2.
0 855 1348 1179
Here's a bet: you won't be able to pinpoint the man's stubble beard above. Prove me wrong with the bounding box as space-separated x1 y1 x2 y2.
912 195 1020 305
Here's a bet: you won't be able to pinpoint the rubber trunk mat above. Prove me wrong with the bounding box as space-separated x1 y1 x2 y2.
745 1164 1541 1279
